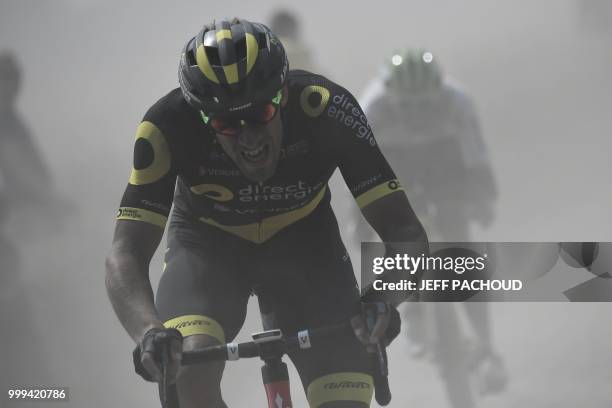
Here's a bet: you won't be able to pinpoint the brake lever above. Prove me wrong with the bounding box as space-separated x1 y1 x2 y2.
363 302 392 405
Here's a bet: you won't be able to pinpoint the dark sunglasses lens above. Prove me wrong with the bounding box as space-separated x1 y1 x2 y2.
211 117 241 136
254 103 278 123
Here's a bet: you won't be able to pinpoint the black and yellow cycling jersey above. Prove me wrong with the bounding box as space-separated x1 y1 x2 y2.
118 70 401 243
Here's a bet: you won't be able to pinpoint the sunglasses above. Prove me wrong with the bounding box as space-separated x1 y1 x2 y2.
201 89 283 136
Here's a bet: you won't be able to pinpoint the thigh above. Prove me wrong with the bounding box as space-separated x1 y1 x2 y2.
257 209 373 407
287 270 372 408
156 217 252 344
256 206 359 331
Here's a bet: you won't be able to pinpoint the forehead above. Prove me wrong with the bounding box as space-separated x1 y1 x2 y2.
218 88 282 117
216 103 268 119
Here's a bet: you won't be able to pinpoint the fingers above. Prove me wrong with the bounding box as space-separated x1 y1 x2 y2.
369 311 390 344
351 311 390 352
167 338 183 382
351 315 370 346
141 351 163 383
140 338 183 384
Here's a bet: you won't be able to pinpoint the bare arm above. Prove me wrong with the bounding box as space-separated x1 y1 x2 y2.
351 191 429 346
362 191 427 244
105 220 165 343
361 191 429 307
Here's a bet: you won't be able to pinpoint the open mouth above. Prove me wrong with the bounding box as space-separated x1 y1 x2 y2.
241 144 270 165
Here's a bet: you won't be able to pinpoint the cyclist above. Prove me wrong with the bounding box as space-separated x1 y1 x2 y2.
0 51 66 243
0 51 55 394
268 9 318 73
0 52 58 209
105 19 427 408
356 49 506 407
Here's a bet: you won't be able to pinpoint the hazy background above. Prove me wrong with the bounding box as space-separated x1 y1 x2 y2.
1 0 611 407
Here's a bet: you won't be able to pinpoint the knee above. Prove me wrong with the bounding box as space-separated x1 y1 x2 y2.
180 334 225 380
176 335 225 408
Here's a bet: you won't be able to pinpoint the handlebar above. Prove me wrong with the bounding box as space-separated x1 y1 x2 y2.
178 321 391 405
182 323 353 364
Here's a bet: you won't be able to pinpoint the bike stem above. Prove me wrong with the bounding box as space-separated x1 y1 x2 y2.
262 359 292 408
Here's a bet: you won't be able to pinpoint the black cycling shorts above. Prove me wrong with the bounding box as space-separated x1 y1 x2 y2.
156 204 373 407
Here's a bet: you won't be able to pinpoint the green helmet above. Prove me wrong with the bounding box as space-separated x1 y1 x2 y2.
384 48 443 94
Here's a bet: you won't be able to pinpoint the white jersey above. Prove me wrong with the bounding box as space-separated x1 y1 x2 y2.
360 77 491 171
357 77 497 240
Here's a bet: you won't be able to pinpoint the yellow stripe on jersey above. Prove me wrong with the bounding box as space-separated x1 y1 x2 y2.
355 179 403 209
129 121 171 186
199 186 327 243
164 315 225 343
116 207 167 228
306 372 373 408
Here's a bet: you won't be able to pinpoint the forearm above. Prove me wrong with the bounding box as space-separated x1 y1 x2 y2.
365 191 429 248
361 193 430 306
364 226 429 307
379 222 429 253
105 249 164 343
378 214 430 269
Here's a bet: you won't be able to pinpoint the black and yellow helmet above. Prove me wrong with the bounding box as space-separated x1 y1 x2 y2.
179 18 288 115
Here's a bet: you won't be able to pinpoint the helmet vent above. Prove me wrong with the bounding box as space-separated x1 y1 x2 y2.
235 37 247 60
258 32 268 49
205 47 221 65
186 49 197 66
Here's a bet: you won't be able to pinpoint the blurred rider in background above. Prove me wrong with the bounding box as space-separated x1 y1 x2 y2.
0 52 58 211
269 9 319 73
0 50 58 394
355 48 507 408
359 48 497 240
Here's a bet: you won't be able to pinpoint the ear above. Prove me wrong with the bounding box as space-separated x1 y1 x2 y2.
281 85 289 107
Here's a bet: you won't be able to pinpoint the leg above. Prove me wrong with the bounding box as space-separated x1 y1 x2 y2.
177 335 228 408
256 207 373 407
402 301 429 357
461 302 508 396
156 218 251 408
432 303 476 408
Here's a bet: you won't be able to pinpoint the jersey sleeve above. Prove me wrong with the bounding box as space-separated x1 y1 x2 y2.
326 84 403 209
117 102 178 228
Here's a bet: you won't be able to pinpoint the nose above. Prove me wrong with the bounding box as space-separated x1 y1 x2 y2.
238 124 265 149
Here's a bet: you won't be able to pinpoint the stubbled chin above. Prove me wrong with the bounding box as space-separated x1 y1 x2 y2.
238 159 278 182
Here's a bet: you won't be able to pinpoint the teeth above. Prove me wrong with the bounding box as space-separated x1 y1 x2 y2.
244 146 265 158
